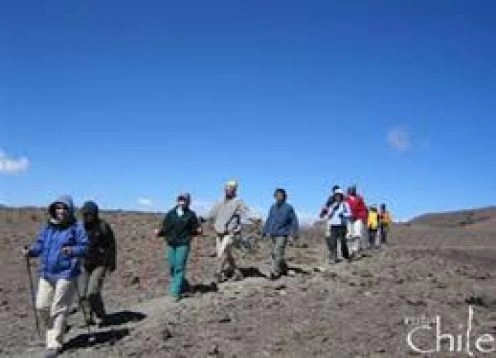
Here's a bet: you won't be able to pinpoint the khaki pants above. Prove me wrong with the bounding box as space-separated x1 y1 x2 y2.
36 278 76 350
216 234 237 273
270 236 288 275
78 266 107 320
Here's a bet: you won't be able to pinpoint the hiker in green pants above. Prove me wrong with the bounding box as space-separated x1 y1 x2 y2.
154 193 201 302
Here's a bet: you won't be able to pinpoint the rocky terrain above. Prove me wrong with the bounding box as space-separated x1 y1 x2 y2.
1 206 496 357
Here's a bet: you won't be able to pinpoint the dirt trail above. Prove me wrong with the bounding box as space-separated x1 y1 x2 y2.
3 208 496 357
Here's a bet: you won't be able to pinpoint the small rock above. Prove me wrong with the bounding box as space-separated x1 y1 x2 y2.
274 284 286 291
208 344 220 356
161 327 173 341
218 314 231 323
466 295 486 307
130 276 140 285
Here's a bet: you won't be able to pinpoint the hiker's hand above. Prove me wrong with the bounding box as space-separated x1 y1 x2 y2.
22 248 30 257
154 229 161 237
61 246 73 256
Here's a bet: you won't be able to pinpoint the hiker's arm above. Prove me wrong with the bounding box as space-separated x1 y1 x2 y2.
191 215 202 235
70 224 89 258
106 224 117 272
155 215 169 237
342 203 352 218
28 227 46 257
289 207 299 238
262 207 272 237
202 203 219 223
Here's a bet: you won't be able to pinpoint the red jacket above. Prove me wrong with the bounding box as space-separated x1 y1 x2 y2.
346 195 368 222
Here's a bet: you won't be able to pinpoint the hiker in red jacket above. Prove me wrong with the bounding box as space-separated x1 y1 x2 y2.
346 186 368 259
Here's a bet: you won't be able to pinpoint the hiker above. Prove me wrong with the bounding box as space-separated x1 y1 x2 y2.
323 188 351 264
320 185 343 259
22 195 88 358
77 201 116 327
202 180 259 282
367 205 379 249
379 203 392 245
346 186 368 258
154 193 201 302
262 188 299 280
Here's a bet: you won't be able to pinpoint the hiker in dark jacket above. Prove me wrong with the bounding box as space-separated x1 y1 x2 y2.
78 201 116 326
262 188 299 279
154 193 201 302
22 195 88 358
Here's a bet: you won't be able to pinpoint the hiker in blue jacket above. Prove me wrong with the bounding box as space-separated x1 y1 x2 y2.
262 188 299 280
22 195 88 358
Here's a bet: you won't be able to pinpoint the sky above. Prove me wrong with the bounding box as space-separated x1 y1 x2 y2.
1 0 495 223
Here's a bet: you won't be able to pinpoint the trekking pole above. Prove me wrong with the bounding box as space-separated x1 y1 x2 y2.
24 247 41 339
73 278 96 342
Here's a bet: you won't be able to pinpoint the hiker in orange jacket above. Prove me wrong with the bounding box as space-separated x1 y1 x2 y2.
379 203 392 245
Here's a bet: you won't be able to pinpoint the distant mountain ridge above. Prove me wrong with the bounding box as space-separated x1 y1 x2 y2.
409 206 496 230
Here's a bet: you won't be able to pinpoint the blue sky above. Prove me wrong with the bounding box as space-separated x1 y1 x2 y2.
1 0 495 222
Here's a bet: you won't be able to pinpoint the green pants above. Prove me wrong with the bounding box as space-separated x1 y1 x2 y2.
78 266 107 320
167 244 190 298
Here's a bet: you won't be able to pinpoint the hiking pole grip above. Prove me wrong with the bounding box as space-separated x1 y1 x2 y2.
24 246 41 339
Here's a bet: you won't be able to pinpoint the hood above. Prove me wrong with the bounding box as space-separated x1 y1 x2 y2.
81 201 99 217
48 195 76 226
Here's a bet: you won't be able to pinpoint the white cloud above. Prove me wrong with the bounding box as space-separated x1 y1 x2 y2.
0 149 30 174
137 197 154 207
387 128 411 152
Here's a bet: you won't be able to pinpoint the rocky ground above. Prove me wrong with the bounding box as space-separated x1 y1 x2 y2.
1 207 496 357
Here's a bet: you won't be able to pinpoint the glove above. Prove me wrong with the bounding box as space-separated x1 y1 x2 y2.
339 213 344 219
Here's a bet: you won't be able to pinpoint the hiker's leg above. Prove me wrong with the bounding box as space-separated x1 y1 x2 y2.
336 233 342 260
270 236 277 272
170 244 190 297
328 227 338 263
167 245 177 295
381 226 388 244
346 221 357 256
35 278 55 347
47 279 75 351
273 236 288 275
77 267 90 316
339 227 350 259
87 266 107 320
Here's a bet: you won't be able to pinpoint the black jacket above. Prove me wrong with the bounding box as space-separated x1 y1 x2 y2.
84 219 116 272
159 207 200 246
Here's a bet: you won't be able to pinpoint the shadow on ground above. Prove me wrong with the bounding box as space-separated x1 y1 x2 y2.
103 310 147 327
63 328 129 351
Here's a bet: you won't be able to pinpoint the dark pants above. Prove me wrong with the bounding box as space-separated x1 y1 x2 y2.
369 229 378 248
326 226 349 262
380 225 388 244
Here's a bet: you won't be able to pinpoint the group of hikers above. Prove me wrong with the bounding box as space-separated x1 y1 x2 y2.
22 180 391 357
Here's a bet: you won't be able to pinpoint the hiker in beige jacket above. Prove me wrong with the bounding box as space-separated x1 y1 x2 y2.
203 180 260 282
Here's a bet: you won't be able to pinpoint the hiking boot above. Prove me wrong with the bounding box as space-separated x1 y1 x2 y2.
45 348 60 358
232 269 244 281
214 271 227 283
269 271 281 281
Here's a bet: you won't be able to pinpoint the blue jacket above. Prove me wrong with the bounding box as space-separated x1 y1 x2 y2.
263 202 299 237
327 201 352 227
29 195 89 281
